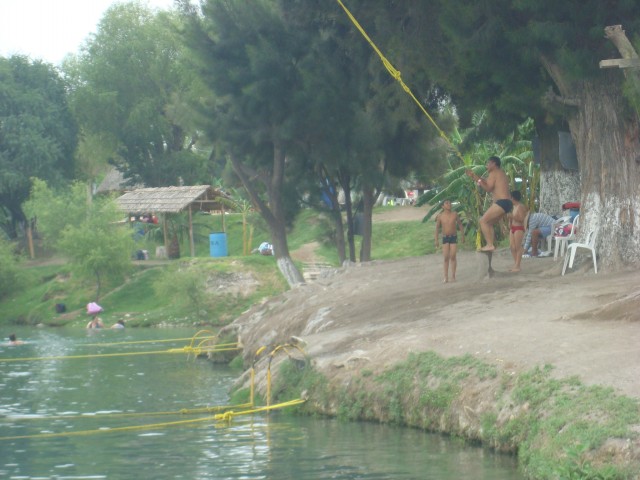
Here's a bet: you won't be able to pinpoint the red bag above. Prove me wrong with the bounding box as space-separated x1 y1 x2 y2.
562 202 580 210
554 224 575 237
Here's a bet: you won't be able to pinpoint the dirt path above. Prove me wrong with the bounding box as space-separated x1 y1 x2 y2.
244 205 640 399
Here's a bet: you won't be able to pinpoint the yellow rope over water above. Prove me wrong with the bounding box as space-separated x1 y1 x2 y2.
335 0 466 167
0 399 306 441
0 415 219 441
266 343 307 407
0 344 240 363
3 403 254 422
212 399 307 422
84 336 219 347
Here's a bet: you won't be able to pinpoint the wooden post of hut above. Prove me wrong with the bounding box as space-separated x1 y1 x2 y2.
189 205 195 257
162 213 168 253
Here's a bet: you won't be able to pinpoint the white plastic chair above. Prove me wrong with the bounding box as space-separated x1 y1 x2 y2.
561 229 597 275
553 214 579 260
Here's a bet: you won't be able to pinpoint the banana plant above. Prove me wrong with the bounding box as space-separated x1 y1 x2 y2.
418 115 536 249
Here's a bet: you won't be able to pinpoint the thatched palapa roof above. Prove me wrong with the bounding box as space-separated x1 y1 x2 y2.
116 185 229 215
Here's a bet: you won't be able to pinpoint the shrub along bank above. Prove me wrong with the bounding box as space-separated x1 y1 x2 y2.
257 353 640 479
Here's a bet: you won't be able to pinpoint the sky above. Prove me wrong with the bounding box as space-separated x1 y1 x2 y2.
0 0 176 66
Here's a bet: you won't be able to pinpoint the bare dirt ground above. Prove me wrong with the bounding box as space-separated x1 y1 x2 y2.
238 205 640 400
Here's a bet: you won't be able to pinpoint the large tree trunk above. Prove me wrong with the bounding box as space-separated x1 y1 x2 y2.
536 120 581 216
321 173 346 264
339 173 357 263
567 75 640 270
229 146 305 288
540 27 640 271
331 206 347 265
359 185 375 262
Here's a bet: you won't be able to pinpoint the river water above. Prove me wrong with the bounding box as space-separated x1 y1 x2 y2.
0 327 523 479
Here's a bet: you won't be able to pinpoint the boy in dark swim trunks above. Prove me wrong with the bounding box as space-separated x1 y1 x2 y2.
435 200 465 283
465 156 512 252
508 190 528 272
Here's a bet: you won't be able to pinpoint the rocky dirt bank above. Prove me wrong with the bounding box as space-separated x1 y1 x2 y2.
223 242 640 477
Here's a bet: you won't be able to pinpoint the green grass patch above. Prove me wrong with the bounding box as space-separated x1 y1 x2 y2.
371 219 435 260
269 351 640 479
1 207 438 328
512 367 640 479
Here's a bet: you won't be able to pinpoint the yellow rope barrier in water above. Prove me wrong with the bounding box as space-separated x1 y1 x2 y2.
266 343 307 407
0 344 240 363
0 333 308 442
2 403 254 422
335 0 466 167
83 336 219 347
0 415 219 441
0 399 306 441
213 399 307 422
1 330 240 362
251 346 268 406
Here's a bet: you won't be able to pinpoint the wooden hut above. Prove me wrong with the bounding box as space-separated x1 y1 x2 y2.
116 185 232 258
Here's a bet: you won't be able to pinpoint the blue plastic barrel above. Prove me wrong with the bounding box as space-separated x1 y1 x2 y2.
209 232 228 257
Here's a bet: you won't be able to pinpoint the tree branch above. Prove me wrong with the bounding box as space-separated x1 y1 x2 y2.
542 87 580 107
604 25 639 60
228 154 275 226
539 55 581 110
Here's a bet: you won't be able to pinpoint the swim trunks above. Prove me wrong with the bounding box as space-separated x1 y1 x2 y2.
442 235 457 244
496 199 513 213
510 225 525 233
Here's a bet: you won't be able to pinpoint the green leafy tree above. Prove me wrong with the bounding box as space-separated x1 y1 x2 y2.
65 2 206 188
0 237 25 299
180 0 320 286
391 0 640 270
290 0 453 263
0 56 78 238
188 0 447 266
24 179 89 250
24 180 134 300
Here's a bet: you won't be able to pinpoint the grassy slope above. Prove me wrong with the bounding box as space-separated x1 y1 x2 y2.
0 207 437 327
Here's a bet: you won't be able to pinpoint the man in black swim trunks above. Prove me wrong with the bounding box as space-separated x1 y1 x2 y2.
465 156 512 252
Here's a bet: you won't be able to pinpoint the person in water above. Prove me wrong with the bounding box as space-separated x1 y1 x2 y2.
110 320 125 329
7 333 25 345
86 316 104 329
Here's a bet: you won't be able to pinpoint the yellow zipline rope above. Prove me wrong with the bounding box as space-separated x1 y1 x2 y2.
336 0 466 167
